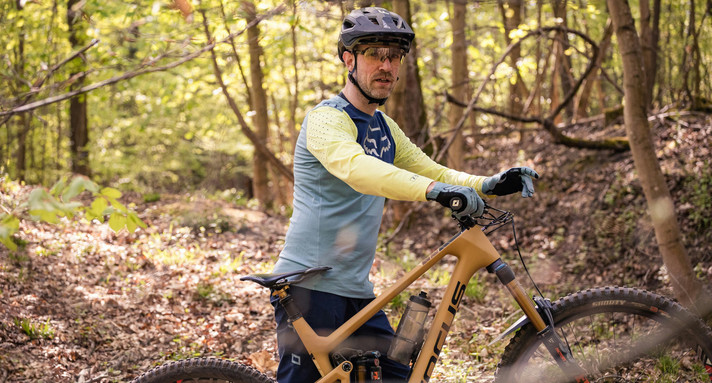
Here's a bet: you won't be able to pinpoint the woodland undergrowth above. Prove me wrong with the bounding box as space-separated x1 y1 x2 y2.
1 112 711 382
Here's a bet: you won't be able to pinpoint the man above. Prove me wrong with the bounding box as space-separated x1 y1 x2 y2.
271 7 538 382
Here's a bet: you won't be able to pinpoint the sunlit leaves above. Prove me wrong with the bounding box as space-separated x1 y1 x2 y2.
0 176 147 250
0 214 20 251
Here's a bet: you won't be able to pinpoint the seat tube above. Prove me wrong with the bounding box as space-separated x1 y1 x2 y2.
273 288 335 378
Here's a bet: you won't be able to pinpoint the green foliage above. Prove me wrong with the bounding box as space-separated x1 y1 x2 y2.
390 291 410 312
683 163 712 230
465 274 486 303
179 211 233 234
2 0 711 206
14 317 54 340
0 175 147 250
216 252 245 276
655 355 680 378
0 214 20 250
143 193 161 203
194 282 215 301
428 267 451 286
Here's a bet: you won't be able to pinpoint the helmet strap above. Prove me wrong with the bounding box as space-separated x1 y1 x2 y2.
348 55 388 106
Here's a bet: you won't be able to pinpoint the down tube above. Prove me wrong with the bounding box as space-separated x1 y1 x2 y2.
409 227 501 382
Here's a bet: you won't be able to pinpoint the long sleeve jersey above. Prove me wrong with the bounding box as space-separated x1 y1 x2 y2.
272 95 486 298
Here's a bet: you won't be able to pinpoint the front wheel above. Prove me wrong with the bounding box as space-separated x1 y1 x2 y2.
131 357 275 383
495 286 712 383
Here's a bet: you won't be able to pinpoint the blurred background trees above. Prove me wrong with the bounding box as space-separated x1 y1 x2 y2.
2 0 709 201
1 0 711 311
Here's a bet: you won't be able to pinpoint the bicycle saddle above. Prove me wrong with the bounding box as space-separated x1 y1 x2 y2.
240 266 332 289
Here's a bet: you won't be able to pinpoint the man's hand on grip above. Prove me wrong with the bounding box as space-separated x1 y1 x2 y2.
426 182 485 219
482 167 539 198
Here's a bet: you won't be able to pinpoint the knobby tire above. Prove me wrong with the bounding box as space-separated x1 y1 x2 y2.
495 286 712 383
131 357 275 383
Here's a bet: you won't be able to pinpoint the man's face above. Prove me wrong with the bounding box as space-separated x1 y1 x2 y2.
349 45 405 99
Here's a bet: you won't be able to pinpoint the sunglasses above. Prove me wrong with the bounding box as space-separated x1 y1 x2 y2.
354 46 406 64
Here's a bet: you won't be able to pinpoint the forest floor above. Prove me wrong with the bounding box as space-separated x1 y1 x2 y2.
1 110 711 382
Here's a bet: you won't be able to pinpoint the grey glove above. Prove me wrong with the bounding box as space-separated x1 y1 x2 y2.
426 182 485 219
482 167 539 198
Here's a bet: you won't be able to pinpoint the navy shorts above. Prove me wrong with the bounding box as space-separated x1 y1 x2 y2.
271 286 410 382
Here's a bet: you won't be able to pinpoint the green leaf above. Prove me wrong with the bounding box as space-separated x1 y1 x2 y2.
126 216 137 233
128 212 147 230
29 209 60 224
1 214 20 231
86 197 109 222
0 214 20 251
49 176 68 196
61 176 98 201
108 213 127 233
105 197 128 213
62 177 86 201
101 187 122 199
27 188 49 209
0 236 17 251
27 189 62 223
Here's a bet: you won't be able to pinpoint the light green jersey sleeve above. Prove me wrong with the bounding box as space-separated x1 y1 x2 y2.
306 107 433 201
306 107 488 201
385 115 489 197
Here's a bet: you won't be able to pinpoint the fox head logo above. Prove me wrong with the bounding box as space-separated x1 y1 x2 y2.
361 125 392 158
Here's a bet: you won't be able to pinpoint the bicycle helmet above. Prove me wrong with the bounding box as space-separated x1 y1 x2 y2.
338 7 415 63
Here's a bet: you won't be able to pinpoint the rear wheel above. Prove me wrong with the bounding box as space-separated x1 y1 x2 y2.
132 357 275 383
495 286 712 383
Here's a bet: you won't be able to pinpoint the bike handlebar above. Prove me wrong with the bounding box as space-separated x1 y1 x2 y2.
453 203 512 232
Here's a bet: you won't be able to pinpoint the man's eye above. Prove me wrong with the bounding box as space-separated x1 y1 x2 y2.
365 49 380 58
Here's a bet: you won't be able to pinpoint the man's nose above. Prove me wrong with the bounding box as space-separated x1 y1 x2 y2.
378 57 394 70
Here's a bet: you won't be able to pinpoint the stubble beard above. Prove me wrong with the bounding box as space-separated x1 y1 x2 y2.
357 70 396 100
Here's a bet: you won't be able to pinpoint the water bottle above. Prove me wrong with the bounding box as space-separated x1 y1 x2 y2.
388 291 431 365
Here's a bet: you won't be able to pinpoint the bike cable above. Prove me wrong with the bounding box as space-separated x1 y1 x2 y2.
509 215 574 353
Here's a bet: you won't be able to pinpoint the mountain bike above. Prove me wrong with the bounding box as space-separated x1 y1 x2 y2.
132 205 712 383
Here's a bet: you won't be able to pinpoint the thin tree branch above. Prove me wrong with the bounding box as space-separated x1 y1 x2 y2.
438 26 629 155
33 38 99 90
199 4 294 183
0 6 283 117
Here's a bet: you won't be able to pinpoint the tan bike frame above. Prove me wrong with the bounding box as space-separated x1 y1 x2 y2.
271 225 549 383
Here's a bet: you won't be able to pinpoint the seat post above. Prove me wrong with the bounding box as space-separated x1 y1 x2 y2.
273 287 303 323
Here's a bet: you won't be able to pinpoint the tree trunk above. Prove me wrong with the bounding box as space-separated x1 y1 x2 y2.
386 0 427 144
16 113 29 182
550 41 561 125
552 0 575 121
447 0 467 169
689 0 702 104
199 8 294 186
67 0 91 176
681 0 701 105
243 0 271 207
498 0 526 117
289 0 300 152
575 19 613 119
607 0 709 314
639 0 661 109
384 0 428 226
13 2 28 181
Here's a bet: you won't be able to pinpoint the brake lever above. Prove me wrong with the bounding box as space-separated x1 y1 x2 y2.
453 214 477 230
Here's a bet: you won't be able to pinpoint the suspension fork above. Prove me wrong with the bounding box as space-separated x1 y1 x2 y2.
487 259 591 383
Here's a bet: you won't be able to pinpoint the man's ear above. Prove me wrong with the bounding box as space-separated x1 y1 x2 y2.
342 51 355 71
